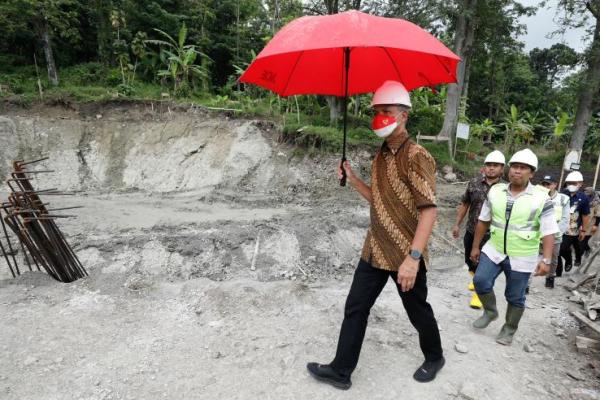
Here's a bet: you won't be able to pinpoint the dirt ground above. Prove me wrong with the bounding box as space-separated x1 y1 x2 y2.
0 103 599 400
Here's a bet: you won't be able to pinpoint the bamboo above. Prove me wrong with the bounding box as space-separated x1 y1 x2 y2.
593 152 600 190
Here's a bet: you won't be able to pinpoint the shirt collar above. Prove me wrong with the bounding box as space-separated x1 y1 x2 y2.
504 182 535 196
384 134 409 154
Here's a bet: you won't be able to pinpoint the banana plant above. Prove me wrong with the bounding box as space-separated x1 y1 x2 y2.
502 104 534 150
553 112 570 138
145 23 210 94
471 118 497 143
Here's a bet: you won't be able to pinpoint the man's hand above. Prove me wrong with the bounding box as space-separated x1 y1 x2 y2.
593 225 598 234
451 224 460 239
337 160 356 185
578 229 586 241
534 260 549 277
470 247 481 265
397 256 420 292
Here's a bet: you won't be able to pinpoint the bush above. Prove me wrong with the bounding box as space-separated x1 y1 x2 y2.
0 69 38 95
408 106 444 135
106 68 124 86
282 123 379 152
61 63 107 86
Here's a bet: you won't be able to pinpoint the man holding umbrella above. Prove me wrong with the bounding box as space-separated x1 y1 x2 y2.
307 81 445 389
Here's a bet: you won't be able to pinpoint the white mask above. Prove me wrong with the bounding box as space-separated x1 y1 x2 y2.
567 185 578 193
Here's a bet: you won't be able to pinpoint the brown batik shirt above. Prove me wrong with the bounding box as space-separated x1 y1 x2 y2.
461 175 505 234
360 134 437 271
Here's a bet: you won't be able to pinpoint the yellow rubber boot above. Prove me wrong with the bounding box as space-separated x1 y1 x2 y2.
468 271 475 291
470 292 482 309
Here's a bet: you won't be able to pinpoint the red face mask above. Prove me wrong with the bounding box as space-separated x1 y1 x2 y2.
371 114 398 138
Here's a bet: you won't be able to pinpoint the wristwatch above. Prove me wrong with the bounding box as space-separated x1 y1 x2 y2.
409 249 422 261
542 258 551 265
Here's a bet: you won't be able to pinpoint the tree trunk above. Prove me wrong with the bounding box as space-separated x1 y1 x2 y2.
40 19 59 87
324 0 340 123
438 0 477 157
570 13 600 153
94 0 113 66
272 0 281 34
326 96 342 125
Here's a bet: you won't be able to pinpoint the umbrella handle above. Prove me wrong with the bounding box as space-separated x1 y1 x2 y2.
339 157 347 187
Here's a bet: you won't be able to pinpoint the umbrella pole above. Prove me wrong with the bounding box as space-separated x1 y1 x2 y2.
340 47 350 187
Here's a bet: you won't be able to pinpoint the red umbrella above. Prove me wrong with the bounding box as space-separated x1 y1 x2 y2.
239 10 460 185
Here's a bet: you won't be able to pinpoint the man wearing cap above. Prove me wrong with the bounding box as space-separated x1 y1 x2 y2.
558 171 590 273
469 149 558 345
452 150 506 309
538 175 570 288
307 81 444 389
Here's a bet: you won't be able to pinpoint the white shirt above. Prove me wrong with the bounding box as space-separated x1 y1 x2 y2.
478 182 559 273
549 191 570 241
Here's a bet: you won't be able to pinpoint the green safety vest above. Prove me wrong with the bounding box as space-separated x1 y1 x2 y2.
552 193 569 222
536 184 562 221
488 183 548 257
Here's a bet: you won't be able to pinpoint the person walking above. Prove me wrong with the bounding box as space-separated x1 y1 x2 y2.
537 175 570 289
307 81 444 390
469 149 558 345
558 171 590 274
452 150 505 309
580 187 600 257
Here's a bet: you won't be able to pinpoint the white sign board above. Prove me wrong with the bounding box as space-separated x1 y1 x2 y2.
563 150 581 171
456 123 470 140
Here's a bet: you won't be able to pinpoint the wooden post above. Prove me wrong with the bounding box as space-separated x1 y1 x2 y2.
593 152 600 190
558 149 568 190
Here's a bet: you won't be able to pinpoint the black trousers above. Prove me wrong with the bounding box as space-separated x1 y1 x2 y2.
463 231 490 273
559 235 582 268
580 236 592 255
330 259 443 378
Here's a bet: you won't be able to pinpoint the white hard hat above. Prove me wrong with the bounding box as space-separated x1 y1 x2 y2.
508 148 538 170
565 171 584 182
484 150 505 165
371 80 412 108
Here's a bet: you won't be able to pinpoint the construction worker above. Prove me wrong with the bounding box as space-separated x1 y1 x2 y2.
469 149 558 345
538 175 570 289
558 171 590 274
307 81 444 389
581 187 600 257
452 150 505 309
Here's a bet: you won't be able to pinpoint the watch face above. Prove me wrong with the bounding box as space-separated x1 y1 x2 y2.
410 250 421 259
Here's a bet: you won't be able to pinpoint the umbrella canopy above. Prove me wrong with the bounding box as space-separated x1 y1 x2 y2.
239 10 460 96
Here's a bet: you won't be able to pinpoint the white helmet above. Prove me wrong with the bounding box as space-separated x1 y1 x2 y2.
565 171 584 182
508 148 538 170
484 150 505 165
371 80 412 108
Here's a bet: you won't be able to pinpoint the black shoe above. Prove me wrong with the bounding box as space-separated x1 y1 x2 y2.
306 363 351 390
564 263 573 272
556 264 563 277
413 357 445 383
574 260 581 267
525 286 530 294
545 277 554 289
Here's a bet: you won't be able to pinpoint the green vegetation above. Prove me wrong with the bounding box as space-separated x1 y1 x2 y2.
1 0 599 176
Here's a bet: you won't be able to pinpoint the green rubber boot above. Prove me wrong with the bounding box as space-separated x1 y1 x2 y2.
472 292 499 329
496 304 524 346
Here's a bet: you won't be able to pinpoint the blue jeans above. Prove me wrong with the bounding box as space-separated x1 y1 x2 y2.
473 252 531 308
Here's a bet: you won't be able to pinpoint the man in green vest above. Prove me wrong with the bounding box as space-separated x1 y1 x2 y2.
469 149 558 345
